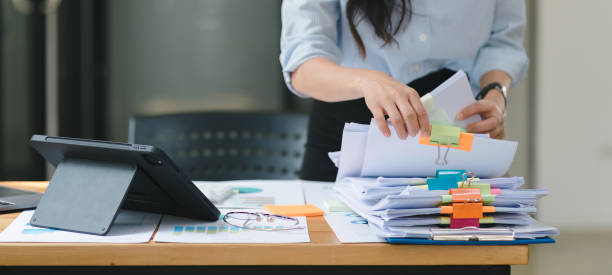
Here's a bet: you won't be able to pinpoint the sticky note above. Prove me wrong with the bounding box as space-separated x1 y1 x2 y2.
324 200 351 212
430 124 461 146
264 204 324 217
419 132 474 152
421 93 435 112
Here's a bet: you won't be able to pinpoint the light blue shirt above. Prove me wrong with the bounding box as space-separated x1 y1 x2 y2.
280 0 528 97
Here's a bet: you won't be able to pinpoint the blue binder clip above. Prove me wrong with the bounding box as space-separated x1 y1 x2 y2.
427 170 466 190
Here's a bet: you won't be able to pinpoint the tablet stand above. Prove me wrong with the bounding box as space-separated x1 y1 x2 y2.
30 158 137 235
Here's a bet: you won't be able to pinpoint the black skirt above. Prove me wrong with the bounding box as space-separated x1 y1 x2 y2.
299 68 457 181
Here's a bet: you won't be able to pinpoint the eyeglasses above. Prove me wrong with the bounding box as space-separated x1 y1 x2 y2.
222 211 304 231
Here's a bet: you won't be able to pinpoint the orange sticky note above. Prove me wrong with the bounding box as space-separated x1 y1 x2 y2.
263 204 325 217
419 132 474 152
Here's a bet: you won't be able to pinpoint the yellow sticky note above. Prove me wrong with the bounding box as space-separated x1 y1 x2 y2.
263 204 324 217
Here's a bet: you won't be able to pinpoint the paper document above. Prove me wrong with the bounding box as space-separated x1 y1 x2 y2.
302 181 337 211
324 212 385 243
154 209 310 244
421 70 481 129
0 210 160 243
370 216 559 239
360 119 517 178
194 180 305 208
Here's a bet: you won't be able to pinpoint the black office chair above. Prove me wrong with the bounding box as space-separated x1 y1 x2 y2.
128 112 308 180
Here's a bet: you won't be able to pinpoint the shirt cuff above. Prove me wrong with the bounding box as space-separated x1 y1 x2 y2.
470 48 529 91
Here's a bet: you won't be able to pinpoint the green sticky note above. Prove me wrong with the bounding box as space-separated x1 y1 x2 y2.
324 200 351 212
440 217 450 225
457 182 491 195
430 124 461 146
480 216 495 224
441 195 453 203
482 194 496 203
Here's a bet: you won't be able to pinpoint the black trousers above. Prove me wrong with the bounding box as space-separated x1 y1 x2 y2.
300 68 457 181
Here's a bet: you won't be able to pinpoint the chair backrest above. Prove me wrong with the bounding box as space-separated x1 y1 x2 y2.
128 112 308 180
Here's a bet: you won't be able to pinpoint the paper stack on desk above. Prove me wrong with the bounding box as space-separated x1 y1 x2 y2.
328 71 559 243
333 171 558 241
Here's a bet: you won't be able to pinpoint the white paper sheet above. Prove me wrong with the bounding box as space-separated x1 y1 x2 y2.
302 181 336 211
360 119 518 178
335 123 369 181
194 180 305 209
154 209 310 243
425 70 481 129
324 212 385 243
0 210 160 243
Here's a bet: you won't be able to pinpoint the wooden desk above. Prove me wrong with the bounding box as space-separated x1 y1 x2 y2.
0 182 528 268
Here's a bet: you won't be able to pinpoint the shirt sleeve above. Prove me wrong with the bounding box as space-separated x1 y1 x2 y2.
280 0 342 98
470 0 529 90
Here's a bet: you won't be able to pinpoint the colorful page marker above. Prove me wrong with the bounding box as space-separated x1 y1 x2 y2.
264 204 325 217
429 124 461 145
419 132 474 152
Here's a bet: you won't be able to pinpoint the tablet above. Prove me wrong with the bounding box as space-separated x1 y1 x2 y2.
30 135 220 235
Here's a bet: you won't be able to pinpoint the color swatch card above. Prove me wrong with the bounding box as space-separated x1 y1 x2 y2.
194 180 305 209
0 210 160 243
154 209 310 244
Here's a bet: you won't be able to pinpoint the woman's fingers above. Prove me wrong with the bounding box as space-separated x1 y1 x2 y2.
394 95 419 137
371 108 391 138
384 103 408 139
457 101 490 121
406 88 430 137
466 117 498 133
490 124 505 139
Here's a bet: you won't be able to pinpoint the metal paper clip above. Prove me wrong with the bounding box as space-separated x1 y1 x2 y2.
435 142 451 166
429 227 516 241
460 171 476 188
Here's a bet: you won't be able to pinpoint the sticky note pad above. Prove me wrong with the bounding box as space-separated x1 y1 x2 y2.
324 200 351 212
264 204 325 217
430 124 461 146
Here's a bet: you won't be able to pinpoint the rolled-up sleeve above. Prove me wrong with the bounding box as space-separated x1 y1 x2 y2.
471 0 529 90
280 0 342 97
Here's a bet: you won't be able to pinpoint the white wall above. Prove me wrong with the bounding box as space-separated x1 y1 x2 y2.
535 0 612 230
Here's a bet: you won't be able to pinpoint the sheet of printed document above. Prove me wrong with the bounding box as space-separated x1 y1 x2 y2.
193 180 305 209
154 209 310 244
0 210 160 243
342 177 537 200
302 181 337 211
334 184 537 221
420 70 481 129
335 183 540 211
324 212 385 243
360 120 518 178
369 216 560 239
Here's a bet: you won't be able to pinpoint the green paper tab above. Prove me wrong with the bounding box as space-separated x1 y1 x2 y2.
441 195 453 203
430 124 461 146
457 182 492 195
480 216 495 224
482 194 496 203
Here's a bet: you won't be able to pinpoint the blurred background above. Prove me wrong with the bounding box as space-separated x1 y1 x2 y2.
0 0 610 273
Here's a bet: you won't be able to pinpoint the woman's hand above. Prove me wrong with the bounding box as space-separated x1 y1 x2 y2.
456 91 506 139
355 69 430 139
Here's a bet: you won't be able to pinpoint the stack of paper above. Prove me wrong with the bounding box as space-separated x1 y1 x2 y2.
328 71 559 242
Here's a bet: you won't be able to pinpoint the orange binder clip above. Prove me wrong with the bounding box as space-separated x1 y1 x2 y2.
452 202 483 219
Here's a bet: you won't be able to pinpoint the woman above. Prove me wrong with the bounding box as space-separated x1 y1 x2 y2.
280 0 528 181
